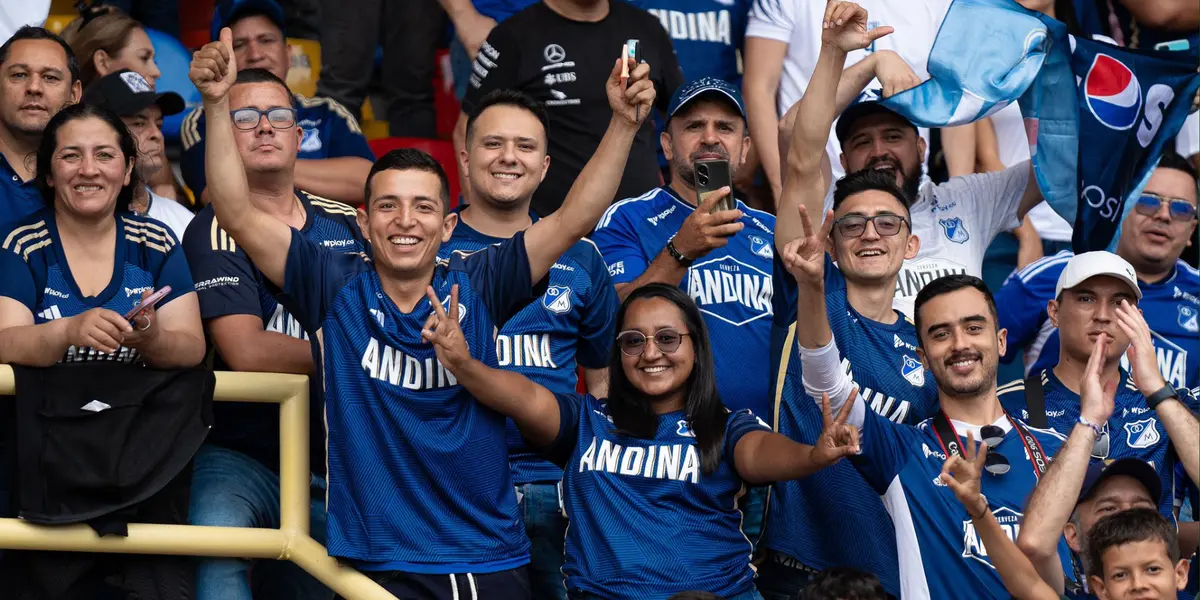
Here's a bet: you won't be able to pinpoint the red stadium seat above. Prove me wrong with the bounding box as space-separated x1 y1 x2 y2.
368 137 461 208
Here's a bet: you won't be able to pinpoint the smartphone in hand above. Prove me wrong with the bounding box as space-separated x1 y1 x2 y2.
694 159 734 213
124 286 172 324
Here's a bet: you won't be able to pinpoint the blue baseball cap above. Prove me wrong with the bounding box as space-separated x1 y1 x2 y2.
835 92 917 144
1077 458 1161 506
666 77 746 123
210 0 286 42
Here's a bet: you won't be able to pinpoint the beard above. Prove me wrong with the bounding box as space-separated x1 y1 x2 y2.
863 155 923 203
672 144 732 188
932 350 999 400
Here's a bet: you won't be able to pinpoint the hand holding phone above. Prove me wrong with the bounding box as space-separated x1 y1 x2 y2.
694 159 735 213
124 286 172 324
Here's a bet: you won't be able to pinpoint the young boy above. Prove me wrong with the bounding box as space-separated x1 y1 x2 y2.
1087 508 1191 600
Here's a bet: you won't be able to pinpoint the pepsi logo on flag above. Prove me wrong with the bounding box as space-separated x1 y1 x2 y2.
1084 54 1143 131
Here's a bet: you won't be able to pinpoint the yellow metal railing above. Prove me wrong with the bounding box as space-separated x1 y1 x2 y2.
0 366 395 600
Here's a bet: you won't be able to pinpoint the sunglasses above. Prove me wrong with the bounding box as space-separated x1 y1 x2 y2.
833 214 909 238
1134 193 1198 222
616 328 691 357
978 425 1012 475
1091 424 1111 460
230 107 298 131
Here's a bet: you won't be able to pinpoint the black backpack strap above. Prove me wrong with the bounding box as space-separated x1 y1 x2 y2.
1023 372 1048 430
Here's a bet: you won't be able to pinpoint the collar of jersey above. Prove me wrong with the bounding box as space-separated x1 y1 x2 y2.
659 185 744 214
451 204 538 245
949 415 1012 440
1042 366 1135 397
0 152 32 186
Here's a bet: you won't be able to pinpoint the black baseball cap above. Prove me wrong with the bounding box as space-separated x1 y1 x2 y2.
211 0 286 42
81 70 185 117
835 95 918 144
1077 458 1162 507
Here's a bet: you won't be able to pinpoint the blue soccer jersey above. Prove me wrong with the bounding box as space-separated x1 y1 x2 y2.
0 209 193 364
280 229 533 572
439 210 618 485
546 392 770 599
851 406 1072 600
1000 369 1200 520
763 254 940 594
996 251 1199 388
179 94 374 198
593 187 776 420
182 191 366 473
629 0 749 84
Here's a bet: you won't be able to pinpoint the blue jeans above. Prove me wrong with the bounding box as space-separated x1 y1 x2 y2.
518 482 568 600
189 445 331 600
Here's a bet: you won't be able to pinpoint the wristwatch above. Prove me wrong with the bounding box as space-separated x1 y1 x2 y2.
666 236 694 267
1145 385 1181 411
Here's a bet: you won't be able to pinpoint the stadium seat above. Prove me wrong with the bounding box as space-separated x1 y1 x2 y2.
433 49 459 140
179 0 215 50
146 28 201 145
367 137 461 209
43 14 74 35
286 38 321 98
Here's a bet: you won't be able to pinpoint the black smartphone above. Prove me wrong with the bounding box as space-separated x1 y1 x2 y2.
694 159 733 213
625 39 642 65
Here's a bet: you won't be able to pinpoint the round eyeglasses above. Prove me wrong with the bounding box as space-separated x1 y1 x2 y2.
616 328 691 357
832 214 909 238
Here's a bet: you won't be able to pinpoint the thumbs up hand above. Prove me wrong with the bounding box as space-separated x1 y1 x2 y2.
190 27 238 104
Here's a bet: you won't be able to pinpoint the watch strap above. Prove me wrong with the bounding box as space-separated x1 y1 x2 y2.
1145 384 1179 411
667 237 694 266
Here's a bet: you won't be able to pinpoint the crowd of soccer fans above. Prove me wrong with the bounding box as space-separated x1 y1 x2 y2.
0 0 1196 598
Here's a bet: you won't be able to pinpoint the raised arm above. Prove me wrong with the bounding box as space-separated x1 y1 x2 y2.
743 36 788 201
1017 334 1117 594
522 56 653 286
422 285 563 446
292 157 372 206
733 392 860 484
190 27 294 289
1116 300 1200 484
943 434 1063 600
776 2 893 249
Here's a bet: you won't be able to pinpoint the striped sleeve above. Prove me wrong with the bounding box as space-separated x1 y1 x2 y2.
746 0 795 42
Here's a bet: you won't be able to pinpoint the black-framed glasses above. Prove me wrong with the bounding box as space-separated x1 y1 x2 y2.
1134 193 1198 222
979 425 1011 475
230 107 298 131
832 214 908 238
616 328 691 356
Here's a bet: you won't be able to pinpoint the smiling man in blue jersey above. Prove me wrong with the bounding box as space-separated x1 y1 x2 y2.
756 5 939 595
998 152 1199 390
996 251 1200 521
439 88 618 600
192 22 654 596
180 65 366 600
591 75 777 540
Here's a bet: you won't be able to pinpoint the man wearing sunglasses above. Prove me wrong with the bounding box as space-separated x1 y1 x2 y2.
997 152 1200 391
180 65 367 600
756 5 940 596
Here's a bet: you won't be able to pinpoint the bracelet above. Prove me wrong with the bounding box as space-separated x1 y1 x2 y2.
1077 415 1104 437
1145 385 1179 411
969 494 990 520
666 236 694 267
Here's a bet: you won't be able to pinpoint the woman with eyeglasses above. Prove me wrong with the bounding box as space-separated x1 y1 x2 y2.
421 282 860 600
0 103 203 368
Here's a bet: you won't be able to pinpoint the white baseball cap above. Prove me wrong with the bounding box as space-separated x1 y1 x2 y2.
1055 251 1142 300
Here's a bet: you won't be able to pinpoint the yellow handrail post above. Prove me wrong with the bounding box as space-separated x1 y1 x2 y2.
278 382 311 535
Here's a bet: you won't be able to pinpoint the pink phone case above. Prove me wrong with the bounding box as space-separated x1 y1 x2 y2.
124 286 172 321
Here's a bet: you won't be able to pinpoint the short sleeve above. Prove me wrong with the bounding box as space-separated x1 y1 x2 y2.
746 0 795 42
0 249 37 310
994 263 1057 362
179 108 208 198
282 229 362 334
182 218 264 320
462 24 521 113
723 409 772 464
321 101 375 161
591 207 650 285
544 392 586 467
575 245 619 369
460 229 535 327
154 238 196 307
1178 386 1200 412
849 408 914 494
938 162 1030 240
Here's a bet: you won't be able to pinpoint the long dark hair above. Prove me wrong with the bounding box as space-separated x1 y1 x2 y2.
36 102 139 214
607 284 728 474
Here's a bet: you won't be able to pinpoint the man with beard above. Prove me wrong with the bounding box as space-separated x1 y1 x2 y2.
0 27 81 222
779 44 1047 318
591 77 776 541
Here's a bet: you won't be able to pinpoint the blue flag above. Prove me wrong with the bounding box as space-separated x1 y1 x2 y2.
882 0 1200 252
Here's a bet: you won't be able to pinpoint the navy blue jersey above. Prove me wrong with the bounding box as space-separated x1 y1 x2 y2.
547 392 770 599
0 154 44 227
182 191 365 472
851 405 1073 600
593 186 776 420
1000 370 1200 520
179 94 374 198
281 229 534 572
0 209 193 364
996 251 1199 389
439 209 618 484
763 254 940 593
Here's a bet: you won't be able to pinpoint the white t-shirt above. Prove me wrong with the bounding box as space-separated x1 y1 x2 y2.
988 102 1072 242
0 1 50 44
143 190 195 242
1177 111 1198 160
747 0 949 179
825 162 1028 317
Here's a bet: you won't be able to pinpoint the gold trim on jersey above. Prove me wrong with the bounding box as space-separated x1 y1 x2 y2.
180 107 203 149
307 193 358 217
296 95 363 134
210 218 237 253
3 221 50 262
